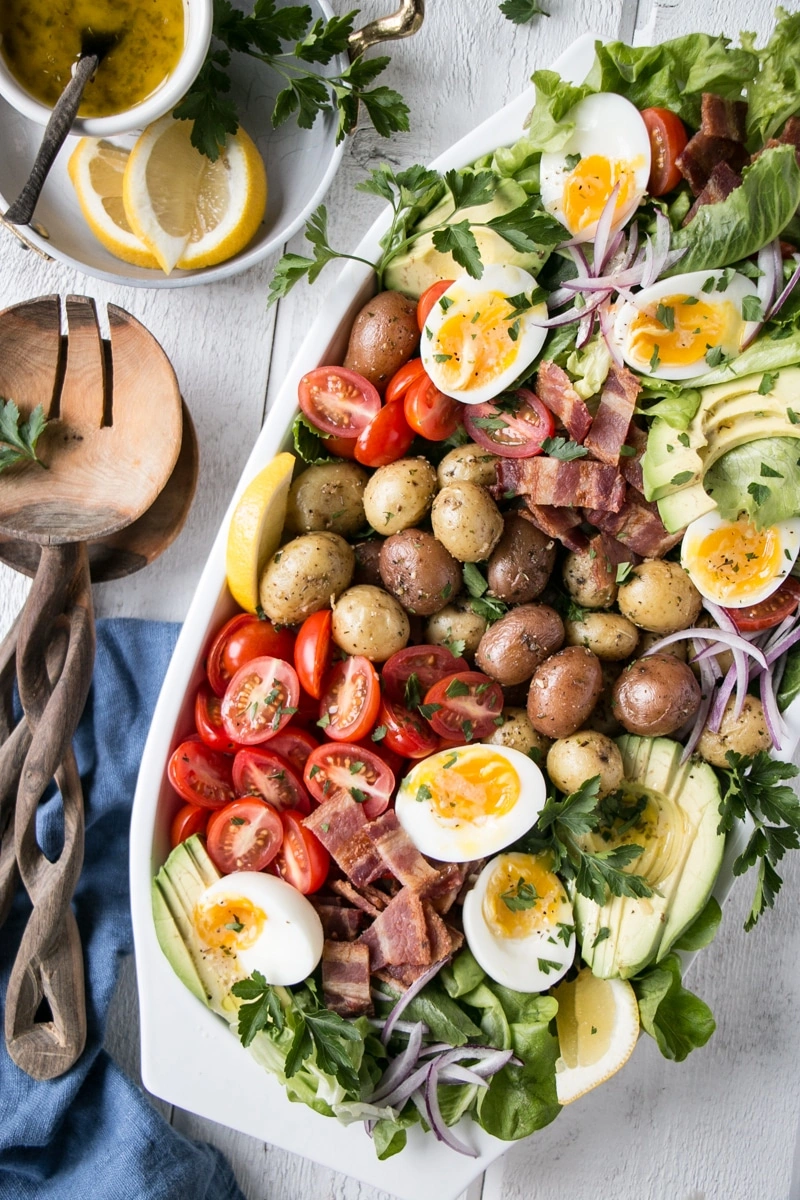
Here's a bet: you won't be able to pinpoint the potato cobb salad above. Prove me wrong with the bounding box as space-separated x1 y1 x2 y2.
154 16 800 1161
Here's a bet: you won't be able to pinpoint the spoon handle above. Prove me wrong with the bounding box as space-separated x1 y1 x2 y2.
4 54 100 227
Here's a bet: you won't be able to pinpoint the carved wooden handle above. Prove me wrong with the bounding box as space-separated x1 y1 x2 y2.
4 543 95 1079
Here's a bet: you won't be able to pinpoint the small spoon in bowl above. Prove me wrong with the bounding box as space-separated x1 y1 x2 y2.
5 27 121 227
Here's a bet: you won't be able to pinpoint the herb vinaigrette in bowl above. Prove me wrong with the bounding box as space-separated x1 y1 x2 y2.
0 0 185 117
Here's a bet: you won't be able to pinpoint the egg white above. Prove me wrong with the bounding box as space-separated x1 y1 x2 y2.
194 871 324 986
419 265 547 405
539 93 651 243
395 743 545 862
614 270 761 380
462 853 575 992
681 509 800 607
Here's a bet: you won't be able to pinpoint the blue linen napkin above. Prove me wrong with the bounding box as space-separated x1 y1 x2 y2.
0 618 246 1200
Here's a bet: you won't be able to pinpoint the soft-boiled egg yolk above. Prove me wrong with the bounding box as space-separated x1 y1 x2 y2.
193 872 324 987
559 154 640 235
420 264 547 405
626 294 741 371
681 509 800 607
462 852 576 992
395 743 546 862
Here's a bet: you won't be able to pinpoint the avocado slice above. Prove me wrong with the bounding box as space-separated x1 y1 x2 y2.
152 835 235 1016
574 736 725 980
641 367 800 521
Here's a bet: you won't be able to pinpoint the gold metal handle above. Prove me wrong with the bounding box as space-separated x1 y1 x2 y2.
348 0 424 60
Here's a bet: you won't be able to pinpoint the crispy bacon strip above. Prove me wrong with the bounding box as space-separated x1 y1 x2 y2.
314 904 363 942
583 365 641 467
701 93 747 142
330 878 384 917
375 918 463 991
536 361 592 442
619 422 648 493
497 457 627 512
676 132 749 195
322 941 373 1016
359 887 431 971
303 796 384 887
586 487 683 557
520 504 588 553
683 161 742 225
364 809 439 890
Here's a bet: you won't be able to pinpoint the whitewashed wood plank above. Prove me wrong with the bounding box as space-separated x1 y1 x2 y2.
636 0 777 43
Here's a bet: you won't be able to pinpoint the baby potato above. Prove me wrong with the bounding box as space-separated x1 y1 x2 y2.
331 585 410 662
475 604 564 687
484 707 551 764
379 529 462 616
425 597 487 657
284 462 369 537
487 513 557 605
342 291 419 394
612 654 701 737
562 545 617 609
547 731 624 798
431 482 503 563
363 457 438 535
617 559 702 634
565 612 640 661
437 442 499 489
259 533 354 625
637 630 688 661
527 646 603 739
697 695 771 767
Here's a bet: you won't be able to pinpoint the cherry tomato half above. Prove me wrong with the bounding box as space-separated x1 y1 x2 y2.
423 671 504 741
727 578 800 632
269 726 320 774
463 389 555 458
641 107 688 197
274 809 330 894
206 797 284 874
377 696 439 759
404 374 463 441
303 742 394 819
356 736 406 780
385 357 427 405
417 280 455 332
318 655 381 742
207 614 296 697
323 433 358 460
298 366 381 438
294 609 333 700
170 803 209 849
221 656 300 745
382 644 470 704
232 747 311 815
195 683 240 753
167 739 235 809
355 401 416 468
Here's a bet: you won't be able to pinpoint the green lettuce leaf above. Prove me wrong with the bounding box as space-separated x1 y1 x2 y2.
777 644 800 712
689 329 800 387
515 70 596 156
566 336 612 400
475 1014 561 1140
587 34 758 130
372 1110 419 1159
703 435 800 527
666 146 800 276
746 7 800 145
440 948 486 999
398 981 483 1046
632 954 716 1062
672 895 723 952
638 384 703 430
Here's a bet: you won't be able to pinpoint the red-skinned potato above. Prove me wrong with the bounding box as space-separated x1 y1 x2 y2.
612 654 701 737
343 292 420 394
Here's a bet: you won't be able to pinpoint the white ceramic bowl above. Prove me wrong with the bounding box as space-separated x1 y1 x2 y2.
129 29 800 1199
0 0 213 137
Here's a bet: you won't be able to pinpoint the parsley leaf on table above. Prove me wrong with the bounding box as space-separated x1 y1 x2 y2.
717 750 800 930
0 399 48 474
499 0 550 22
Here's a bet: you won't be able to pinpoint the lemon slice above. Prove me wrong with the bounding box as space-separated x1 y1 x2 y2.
552 968 640 1104
122 116 267 274
67 138 160 269
226 453 296 613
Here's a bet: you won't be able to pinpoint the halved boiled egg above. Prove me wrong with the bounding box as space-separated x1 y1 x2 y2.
462 852 576 992
539 93 651 243
615 270 761 380
395 743 545 862
419 264 548 405
681 509 800 607
193 871 323 986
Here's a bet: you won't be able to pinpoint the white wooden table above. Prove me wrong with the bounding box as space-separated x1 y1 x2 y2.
2 2 800 1198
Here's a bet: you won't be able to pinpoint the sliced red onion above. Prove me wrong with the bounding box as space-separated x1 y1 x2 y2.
567 244 591 278
761 666 786 749
602 228 625 274
592 181 621 277
599 300 624 368
368 1021 425 1104
424 1060 478 1157
460 1047 518 1076
546 286 576 310
660 246 689 273
701 600 749 718
757 240 779 314
438 1064 490 1088
576 305 596 348
645 626 767 668
638 229 656 290
374 1061 433 1111
680 655 718 762
530 291 608 329
768 253 800 320
561 266 647 291
620 221 639 271
765 621 800 666
380 959 448 1046
763 611 799 654
706 662 737 733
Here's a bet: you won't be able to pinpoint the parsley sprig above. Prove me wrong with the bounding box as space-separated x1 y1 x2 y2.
717 750 800 930
175 1 410 161
499 0 549 21
517 776 654 905
0 399 48 473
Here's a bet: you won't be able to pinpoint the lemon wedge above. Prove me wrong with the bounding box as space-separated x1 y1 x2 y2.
226 453 296 613
122 116 267 274
552 968 640 1104
68 138 160 269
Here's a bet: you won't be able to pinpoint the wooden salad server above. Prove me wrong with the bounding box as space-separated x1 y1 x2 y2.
0 294 184 1079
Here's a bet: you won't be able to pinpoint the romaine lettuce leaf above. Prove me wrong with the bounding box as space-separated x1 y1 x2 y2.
746 7 800 145
632 953 716 1062
672 895 723 952
777 644 800 712
703 436 800 527
666 146 800 276
691 329 800 387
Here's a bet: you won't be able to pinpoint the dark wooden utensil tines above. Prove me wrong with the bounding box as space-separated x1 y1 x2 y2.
0 294 183 1079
